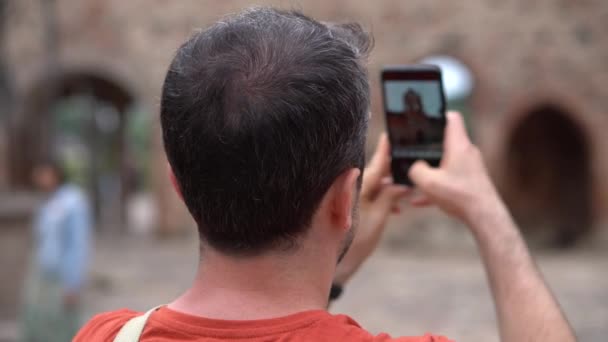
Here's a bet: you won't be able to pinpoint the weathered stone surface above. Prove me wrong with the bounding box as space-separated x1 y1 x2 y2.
3 0 608 238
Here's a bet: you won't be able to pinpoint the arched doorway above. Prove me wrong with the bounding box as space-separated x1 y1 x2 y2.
10 71 151 231
503 104 592 247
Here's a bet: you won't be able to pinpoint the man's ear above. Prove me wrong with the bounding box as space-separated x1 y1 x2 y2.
328 168 361 231
168 163 184 201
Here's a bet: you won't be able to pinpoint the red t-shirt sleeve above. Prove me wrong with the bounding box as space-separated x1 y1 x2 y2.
73 309 141 342
374 332 455 342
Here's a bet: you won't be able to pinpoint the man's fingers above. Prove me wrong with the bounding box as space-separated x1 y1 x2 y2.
408 160 439 190
444 111 471 155
381 176 393 186
365 133 391 183
408 161 435 206
409 193 433 207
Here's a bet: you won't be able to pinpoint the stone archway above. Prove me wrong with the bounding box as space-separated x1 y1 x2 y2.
9 70 141 230
503 104 592 247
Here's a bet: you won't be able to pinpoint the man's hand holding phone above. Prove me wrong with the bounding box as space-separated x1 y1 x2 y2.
408 111 576 342
408 111 505 230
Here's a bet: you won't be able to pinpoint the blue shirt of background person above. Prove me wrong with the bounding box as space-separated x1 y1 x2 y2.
35 183 92 292
31 160 93 306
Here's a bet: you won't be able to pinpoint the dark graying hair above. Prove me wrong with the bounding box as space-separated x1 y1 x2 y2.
161 7 372 255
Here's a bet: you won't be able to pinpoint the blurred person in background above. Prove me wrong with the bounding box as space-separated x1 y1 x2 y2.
75 8 574 342
21 160 93 342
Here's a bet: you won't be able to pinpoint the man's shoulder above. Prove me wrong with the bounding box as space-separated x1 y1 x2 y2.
72 309 454 342
74 308 142 341
321 313 454 342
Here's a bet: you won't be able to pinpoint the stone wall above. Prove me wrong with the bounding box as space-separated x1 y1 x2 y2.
4 0 608 239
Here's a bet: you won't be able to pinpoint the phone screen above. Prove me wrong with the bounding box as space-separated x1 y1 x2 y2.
381 67 446 185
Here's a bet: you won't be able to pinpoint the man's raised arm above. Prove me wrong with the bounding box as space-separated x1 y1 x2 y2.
409 112 576 342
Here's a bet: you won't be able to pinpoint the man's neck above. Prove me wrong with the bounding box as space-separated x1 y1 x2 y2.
169 245 335 320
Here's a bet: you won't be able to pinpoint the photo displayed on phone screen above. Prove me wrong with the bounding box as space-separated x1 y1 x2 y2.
382 66 446 185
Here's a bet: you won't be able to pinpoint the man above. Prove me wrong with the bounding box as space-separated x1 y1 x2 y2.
23 160 92 342
75 7 575 342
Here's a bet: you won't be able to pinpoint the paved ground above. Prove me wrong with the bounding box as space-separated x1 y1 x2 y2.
2 227 607 341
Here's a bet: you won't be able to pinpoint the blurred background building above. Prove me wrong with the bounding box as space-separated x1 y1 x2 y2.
0 0 607 341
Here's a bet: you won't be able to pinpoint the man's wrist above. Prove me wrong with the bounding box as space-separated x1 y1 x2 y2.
463 194 514 239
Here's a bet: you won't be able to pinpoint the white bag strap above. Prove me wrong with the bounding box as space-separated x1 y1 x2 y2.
112 305 164 342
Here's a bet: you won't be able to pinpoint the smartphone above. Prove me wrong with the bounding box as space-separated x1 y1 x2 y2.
381 65 446 185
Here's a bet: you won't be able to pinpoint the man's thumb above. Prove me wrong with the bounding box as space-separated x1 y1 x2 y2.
409 160 439 190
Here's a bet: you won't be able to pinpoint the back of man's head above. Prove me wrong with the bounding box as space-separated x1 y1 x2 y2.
161 7 372 255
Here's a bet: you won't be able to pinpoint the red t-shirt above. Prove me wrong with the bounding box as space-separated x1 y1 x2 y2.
74 307 453 341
